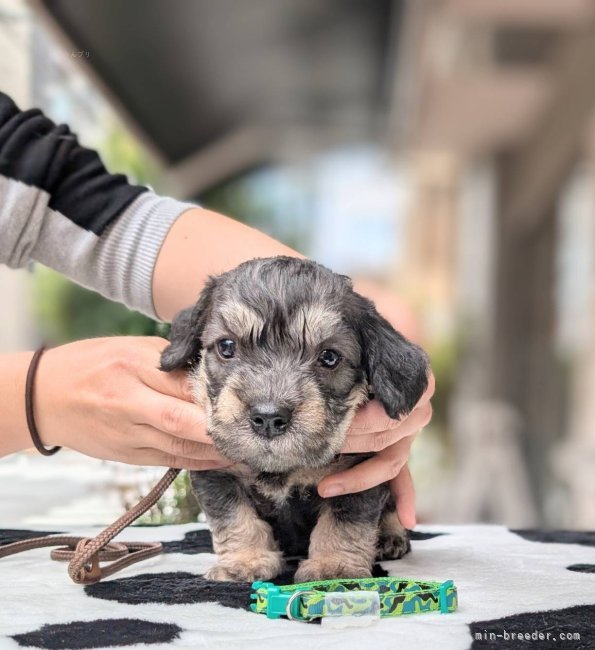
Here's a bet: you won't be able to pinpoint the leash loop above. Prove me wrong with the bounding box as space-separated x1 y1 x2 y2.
0 468 181 584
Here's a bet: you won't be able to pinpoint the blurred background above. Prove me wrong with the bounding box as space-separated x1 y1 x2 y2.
1 0 594 530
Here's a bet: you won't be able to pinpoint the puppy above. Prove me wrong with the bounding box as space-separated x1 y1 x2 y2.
160 257 429 582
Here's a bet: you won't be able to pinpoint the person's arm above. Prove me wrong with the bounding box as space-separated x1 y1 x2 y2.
0 91 192 317
153 208 301 321
0 91 432 527
0 337 230 470
0 351 35 456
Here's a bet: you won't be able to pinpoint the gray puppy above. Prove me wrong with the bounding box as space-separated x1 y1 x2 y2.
160 256 429 582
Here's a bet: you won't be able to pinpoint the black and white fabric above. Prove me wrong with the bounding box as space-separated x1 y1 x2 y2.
0 524 594 649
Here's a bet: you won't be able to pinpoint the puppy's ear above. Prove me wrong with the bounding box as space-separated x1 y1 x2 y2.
356 297 429 420
160 278 217 371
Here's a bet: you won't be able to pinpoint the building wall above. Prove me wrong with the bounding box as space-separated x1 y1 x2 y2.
0 0 34 352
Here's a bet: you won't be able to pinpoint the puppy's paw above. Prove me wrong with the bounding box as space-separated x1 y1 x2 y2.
376 531 411 560
205 550 283 582
294 557 372 582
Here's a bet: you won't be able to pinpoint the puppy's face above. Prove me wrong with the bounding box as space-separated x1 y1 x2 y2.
161 257 428 473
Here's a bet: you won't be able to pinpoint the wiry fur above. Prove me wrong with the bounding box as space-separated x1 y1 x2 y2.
161 257 429 581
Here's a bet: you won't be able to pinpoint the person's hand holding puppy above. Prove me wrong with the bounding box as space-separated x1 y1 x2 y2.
319 375 434 529
32 337 229 470
1 269 432 538
319 280 434 530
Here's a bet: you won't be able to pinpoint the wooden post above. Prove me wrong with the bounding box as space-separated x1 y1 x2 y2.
490 152 566 519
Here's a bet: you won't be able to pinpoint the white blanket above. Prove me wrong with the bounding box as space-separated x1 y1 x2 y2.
0 524 594 649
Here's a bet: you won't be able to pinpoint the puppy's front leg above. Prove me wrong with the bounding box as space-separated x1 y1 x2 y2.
190 471 283 582
295 484 389 582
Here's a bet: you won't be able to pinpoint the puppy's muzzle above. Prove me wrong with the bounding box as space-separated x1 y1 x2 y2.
249 403 293 438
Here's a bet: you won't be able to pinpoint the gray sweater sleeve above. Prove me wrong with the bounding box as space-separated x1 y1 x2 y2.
0 92 195 319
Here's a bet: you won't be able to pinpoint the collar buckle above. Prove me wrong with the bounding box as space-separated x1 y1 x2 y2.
439 579 455 613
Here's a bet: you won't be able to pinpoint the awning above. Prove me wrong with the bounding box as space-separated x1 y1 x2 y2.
33 0 401 194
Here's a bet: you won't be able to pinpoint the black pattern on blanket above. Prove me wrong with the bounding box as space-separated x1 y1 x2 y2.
11 620 182 650
1 525 594 650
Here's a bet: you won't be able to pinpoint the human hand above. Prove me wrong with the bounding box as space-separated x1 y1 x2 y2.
317 279 433 529
35 337 230 469
317 373 434 528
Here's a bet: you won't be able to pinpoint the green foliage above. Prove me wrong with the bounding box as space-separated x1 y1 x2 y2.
426 336 460 439
200 171 310 252
33 265 167 344
98 118 159 186
136 472 201 525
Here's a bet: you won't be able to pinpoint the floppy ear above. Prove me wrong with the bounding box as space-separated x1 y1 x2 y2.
356 296 429 420
160 278 217 371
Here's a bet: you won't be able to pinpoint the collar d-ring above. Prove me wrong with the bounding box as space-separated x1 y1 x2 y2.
286 590 318 621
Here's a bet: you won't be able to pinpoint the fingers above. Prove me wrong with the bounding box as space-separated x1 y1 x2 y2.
423 370 436 402
348 399 400 433
134 392 212 445
318 434 415 498
136 342 194 402
151 368 194 402
132 424 226 462
390 463 416 529
348 370 435 435
342 402 432 453
125 447 231 471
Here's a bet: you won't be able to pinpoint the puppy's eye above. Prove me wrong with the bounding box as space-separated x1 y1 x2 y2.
217 338 236 359
318 349 341 369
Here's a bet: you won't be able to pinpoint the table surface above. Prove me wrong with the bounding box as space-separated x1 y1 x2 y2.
0 523 594 650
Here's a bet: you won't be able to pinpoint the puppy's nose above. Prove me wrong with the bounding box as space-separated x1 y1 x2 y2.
249 404 292 438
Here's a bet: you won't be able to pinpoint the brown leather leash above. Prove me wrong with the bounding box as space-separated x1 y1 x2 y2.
0 467 180 584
